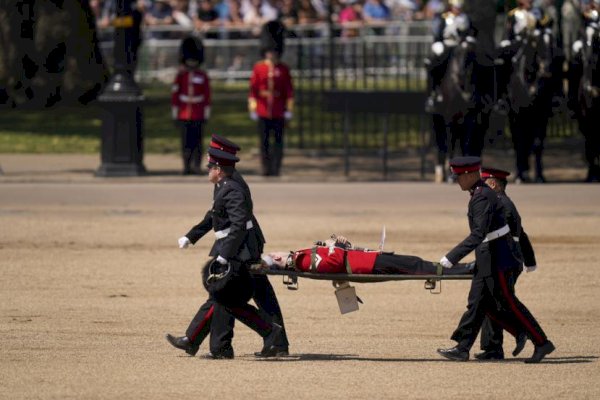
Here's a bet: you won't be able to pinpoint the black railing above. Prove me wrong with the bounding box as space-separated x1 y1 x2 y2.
98 23 580 178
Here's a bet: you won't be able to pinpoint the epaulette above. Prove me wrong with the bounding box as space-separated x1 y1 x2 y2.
539 14 551 27
470 185 485 197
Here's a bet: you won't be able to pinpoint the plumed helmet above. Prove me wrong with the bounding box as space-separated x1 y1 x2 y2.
260 20 286 57
513 9 536 36
448 0 464 9
179 36 204 65
532 7 553 28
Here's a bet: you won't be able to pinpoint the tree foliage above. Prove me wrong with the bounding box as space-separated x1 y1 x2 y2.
0 0 108 108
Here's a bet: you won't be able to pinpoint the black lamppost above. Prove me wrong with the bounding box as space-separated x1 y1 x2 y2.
96 0 145 176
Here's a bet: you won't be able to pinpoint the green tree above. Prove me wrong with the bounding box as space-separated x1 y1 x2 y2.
0 0 108 108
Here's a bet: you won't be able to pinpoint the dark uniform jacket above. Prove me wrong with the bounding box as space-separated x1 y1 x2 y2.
499 193 536 267
185 176 264 262
445 181 521 277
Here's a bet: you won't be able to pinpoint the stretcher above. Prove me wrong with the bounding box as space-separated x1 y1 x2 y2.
255 268 473 314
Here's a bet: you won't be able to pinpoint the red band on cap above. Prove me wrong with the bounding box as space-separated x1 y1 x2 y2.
481 169 510 180
209 141 238 154
208 155 236 166
451 165 480 175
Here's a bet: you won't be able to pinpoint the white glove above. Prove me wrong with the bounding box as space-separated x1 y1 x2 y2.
171 106 178 120
439 256 453 268
249 111 258 121
524 265 537 273
204 106 211 120
216 255 228 265
284 111 293 120
261 254 274 267
178 236 191 249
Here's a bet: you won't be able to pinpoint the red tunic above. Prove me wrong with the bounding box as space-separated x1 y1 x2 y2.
292 246 379 274
171 67 211 121
249 61 293 119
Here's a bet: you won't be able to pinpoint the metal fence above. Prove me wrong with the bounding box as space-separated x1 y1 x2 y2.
99 22 578 177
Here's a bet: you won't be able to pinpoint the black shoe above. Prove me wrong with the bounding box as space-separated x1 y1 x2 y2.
257 323 283 357
474 349 504 360
201 350 234 360
524 340 555 363
513 332 527 357
165 334 199 356
254 347 289 358
515 174 530 184
437 346 469 361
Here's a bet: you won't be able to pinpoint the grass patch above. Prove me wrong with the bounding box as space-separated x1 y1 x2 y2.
0 83 257 153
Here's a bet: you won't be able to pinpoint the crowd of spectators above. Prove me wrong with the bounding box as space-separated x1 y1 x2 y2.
90 0 439 39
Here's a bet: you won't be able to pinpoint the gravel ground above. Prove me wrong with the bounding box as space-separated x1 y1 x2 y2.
1 154 599 399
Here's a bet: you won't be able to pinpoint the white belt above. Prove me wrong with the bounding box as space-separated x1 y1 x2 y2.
214 220 254 239
179 94 204 103
482 225 510 243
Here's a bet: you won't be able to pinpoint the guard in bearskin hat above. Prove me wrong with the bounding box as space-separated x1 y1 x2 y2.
249 20 294 176
171 35 211 175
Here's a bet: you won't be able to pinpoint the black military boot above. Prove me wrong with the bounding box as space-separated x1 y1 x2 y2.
165 334 199 356
524 340 555 364
513 332 527 357
437 346 469 361
202 347 234 360
474 349 505 360
254 323 285 357
254 346 289 358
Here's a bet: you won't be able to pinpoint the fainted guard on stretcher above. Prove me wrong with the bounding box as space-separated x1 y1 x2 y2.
260 235 475 276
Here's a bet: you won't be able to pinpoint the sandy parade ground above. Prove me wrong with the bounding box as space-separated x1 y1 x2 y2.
1 153 599 399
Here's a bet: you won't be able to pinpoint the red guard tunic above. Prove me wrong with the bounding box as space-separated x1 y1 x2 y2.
292 246 379 274
249 60 293 119
171 68 211 121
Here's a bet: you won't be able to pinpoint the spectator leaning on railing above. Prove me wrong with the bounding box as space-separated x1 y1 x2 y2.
195 0 220 37
279 0 299 27
338 0 363 38
172 0 195 28
363 0 390 34
145 0 175 38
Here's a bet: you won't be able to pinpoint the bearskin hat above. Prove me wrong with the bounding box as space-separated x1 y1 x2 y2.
260 20 286 57
179 35 204 65
202 259 254 307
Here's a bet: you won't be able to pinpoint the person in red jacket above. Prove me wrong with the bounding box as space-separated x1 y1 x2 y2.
248 20 294 176
171 36 211 175
261 235 474 276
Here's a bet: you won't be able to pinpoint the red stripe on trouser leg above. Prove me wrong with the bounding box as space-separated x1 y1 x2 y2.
189 304 214 342
497 271 545 345
485 311 517 337
229 305 271 334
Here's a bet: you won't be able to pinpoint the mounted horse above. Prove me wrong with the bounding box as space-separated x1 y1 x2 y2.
426 1 476 182
500 6 555 183
569 11 600 182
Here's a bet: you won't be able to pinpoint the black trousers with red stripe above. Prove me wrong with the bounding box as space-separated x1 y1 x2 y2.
186 294 273 354
186 275 289 354
451 269 548 351
479 269 522 351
